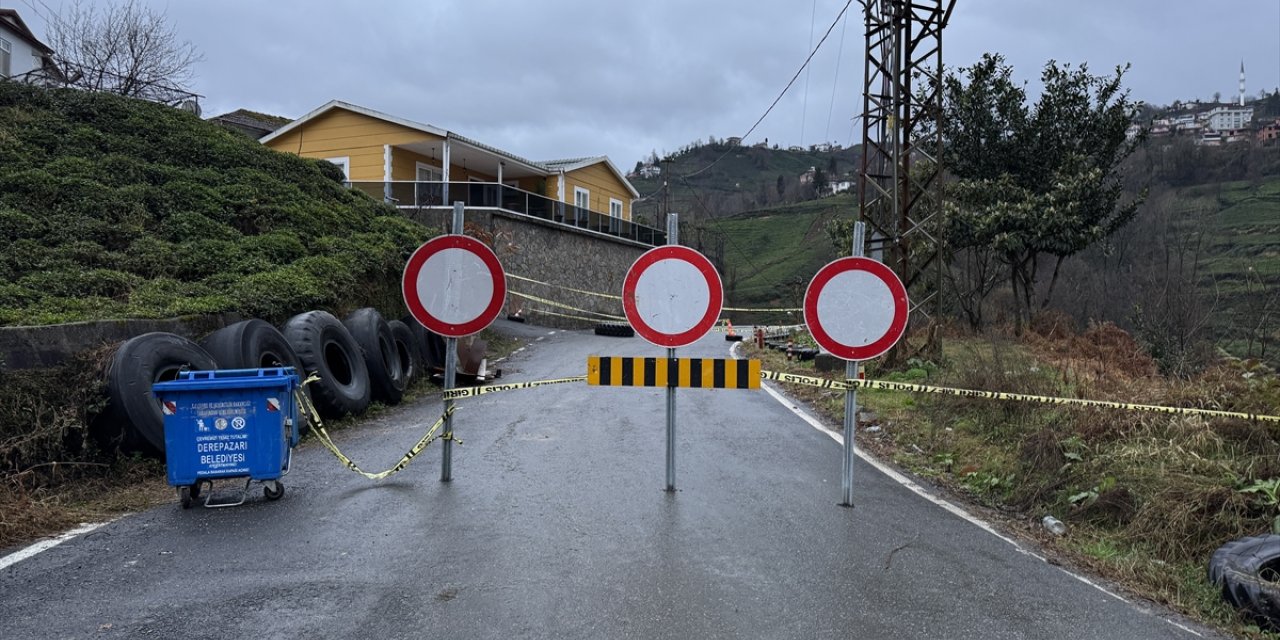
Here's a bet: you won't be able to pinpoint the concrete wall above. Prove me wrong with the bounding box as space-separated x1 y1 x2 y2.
406 207 647 330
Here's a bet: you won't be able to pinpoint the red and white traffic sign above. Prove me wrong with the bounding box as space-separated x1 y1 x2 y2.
623 245 723 348
803 257 908 361
402 235 506 338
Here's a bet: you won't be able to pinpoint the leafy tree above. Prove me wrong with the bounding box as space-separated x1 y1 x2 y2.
943 53 1145 329
776 174 786 198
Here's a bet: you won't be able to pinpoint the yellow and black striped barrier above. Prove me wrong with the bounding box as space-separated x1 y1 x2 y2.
587 356 761 390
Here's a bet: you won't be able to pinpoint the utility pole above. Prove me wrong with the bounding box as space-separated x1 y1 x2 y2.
857 0 954 362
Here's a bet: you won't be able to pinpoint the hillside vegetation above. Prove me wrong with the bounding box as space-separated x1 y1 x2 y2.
0 82 431 327
713 194 851 309
629 141 859 224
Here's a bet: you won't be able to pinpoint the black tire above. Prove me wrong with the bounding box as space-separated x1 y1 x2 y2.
344 308 404 405
387 320 421 387
506 313 526 323
1209 534 1280 628
94 332 218 455
200 319 303 373
401 315 446 370
179 486 192 509
282 311 371 418
725 334 744 342
594 323 634 338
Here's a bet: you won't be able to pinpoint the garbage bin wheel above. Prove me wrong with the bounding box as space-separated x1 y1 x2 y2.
179 486 193 509
264 481 284 501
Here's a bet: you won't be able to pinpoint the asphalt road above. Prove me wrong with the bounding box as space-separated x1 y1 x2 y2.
0 321 1228 639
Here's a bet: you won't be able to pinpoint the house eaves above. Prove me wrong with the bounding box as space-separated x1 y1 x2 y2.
539 155 641 198
259 99 448 144
0 9 54 54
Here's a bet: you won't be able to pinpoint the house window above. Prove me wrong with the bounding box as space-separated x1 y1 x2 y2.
415 162 442 206
325 156 350 180
416 163 441 181
0 38 10 79
574 187 590 211
609 198 623 218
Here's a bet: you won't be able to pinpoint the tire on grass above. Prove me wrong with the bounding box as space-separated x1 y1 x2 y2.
387 320 421 387
95 332 218 455
200 319 303 373
1209 534 1280 628
594 323 634 338
344 308 405 405
282 311 371 418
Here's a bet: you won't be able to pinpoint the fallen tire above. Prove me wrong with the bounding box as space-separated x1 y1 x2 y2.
199 319 303 372
95 332 218 454
344 308 405 405
282 311 371 418
594 323 634 338
1209 534 1280 628
387 320 421 387
402 315 447 370
725 334 744 342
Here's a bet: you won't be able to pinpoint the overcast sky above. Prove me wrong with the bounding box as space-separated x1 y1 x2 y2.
16 0 1280 168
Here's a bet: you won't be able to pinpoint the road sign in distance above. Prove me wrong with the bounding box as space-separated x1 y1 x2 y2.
623 245 723 348
803 257 908 361
402 235 506 338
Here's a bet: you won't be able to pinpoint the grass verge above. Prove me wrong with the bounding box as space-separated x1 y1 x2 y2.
745 321 1280 639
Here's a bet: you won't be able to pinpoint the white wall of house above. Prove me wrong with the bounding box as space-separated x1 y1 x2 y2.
0 24 45 79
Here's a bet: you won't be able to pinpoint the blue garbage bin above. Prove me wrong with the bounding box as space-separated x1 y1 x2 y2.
153 367 301 508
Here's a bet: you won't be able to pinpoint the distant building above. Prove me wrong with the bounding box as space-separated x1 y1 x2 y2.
1205 105 1254 131
207 109 291 139
0 8 64 84
1256 118 1280 144
787 145 805 152
727 136 742 147
810 142 833 152
637 164 661 179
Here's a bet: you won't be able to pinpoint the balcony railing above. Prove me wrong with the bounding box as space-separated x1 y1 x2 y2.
347 181 666 246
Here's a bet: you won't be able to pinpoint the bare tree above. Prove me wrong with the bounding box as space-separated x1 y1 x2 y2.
47 0 203 103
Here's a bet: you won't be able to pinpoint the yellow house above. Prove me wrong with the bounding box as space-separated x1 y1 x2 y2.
260 100 655 242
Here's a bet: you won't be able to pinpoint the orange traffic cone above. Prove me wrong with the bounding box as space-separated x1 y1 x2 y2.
724 319 744 342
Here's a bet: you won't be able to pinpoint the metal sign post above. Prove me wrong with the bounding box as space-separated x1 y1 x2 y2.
841 222 865 507
665 213 679 492
441 201 464 482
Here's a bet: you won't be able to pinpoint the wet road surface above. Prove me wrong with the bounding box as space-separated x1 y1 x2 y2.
0 321 1226 639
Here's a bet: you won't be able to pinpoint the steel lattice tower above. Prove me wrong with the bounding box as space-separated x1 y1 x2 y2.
858 0 954 358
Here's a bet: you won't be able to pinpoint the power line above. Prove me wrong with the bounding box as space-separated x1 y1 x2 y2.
824 6 850 143
799 0 817 147
663 0 854 186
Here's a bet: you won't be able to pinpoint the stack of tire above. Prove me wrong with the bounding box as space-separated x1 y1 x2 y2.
93 308 432 455
1209 534 1280 629
594 322 634 337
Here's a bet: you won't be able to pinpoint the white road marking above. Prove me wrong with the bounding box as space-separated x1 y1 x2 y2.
732 343 1205 638
0 520 113 572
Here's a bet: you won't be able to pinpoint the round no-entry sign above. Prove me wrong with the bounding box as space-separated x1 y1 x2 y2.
402 235 506 338
623 245 723 348
803 257 908 361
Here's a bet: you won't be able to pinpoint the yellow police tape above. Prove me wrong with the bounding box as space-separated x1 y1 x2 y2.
507 273 622 300
443 368 1280 422
527 309 621 324
442 375 588 400
508 290 626 321
296 378 459 480
758 369 1280 423
507 273 802 313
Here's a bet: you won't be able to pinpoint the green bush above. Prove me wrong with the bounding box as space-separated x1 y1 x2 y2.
0 82 434 325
